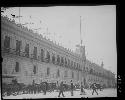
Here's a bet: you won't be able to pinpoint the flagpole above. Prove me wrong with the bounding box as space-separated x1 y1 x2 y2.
80 16 82 46
19 7 20 23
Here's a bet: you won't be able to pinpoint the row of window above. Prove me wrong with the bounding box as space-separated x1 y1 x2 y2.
3 35 82 71
3 62 20 74
86 67 107 78
88 77 103 82
3 35 110 80
13 61 76 79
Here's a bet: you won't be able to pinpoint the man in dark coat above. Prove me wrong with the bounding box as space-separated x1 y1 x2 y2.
90 83 98 95
43 82 47 95
80 82 86 95
58 81 65 97
70 80 74 96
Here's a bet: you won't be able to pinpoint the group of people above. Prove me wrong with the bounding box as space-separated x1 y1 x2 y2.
90 82 103 95
2 79 57 97
2 78 102 98
58 80 86 97
57 81 103 97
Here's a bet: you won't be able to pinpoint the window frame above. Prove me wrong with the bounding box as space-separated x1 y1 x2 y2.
15 62 20 73
4 35 10 49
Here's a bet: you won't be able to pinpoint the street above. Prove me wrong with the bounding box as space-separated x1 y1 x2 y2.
2 88 117 99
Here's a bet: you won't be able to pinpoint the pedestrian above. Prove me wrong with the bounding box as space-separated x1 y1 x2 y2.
90 83 98 95
80 82 86 95
70 80 74 96
58 81 65 97
56 81 59 92
43 82 47 95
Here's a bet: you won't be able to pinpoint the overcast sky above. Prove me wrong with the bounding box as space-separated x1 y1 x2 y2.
2 5 117 76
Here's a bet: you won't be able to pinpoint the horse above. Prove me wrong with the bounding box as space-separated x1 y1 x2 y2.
95 83 103 91
90 83 103 91
90 83 98 95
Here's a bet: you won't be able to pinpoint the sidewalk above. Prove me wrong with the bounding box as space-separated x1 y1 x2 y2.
2 88 117 99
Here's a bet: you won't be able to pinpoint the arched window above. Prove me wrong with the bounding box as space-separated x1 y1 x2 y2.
77 63 78 69
61 57 64 66
79 64 80 70
41 49 44 62
74 62 76 68
15 62 19 72
25 44 29 57
46 51 50 62
57 55 60 65
52 54 55 64
65 58 67 67
33 47 37 59
33 65 37 74
71 61 73 67
57 69 60 77
16 40 22 55
47 67 50 76
68 59 70 67
4 36 10 52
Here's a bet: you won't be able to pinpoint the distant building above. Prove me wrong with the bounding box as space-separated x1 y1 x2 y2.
1 15 115 88
84 60 116 88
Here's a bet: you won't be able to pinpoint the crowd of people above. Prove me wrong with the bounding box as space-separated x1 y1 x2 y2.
2 78 104 98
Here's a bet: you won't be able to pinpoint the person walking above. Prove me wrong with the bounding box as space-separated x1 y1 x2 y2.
91 83 98 95
56 81 59 92
58 81 65 97
70 80 74 96
43 82 47 95
80 82 86 95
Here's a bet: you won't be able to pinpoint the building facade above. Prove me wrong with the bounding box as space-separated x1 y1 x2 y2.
84 60 116 88
1 15 115 88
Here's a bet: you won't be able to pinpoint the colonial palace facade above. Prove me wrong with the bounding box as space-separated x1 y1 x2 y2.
1 15 116 88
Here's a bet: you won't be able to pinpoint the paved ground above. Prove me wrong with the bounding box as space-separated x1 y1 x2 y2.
2 88 117 99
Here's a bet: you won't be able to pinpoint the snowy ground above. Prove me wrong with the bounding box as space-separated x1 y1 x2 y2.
2 88 117 99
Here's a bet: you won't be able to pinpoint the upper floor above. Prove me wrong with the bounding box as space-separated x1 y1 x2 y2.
1 15 86 72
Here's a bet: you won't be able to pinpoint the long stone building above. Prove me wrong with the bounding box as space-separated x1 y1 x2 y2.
1 15 116 88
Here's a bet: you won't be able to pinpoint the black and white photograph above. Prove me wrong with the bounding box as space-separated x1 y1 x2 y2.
1 6 117 99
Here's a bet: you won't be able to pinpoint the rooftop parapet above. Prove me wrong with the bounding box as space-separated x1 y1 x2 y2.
1 15 81 59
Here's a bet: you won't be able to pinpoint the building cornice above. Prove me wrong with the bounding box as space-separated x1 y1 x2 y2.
1 15 82 63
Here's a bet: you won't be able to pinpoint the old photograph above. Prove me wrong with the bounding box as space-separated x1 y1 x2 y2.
1 6 117 99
